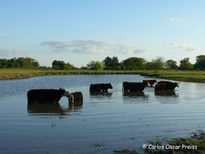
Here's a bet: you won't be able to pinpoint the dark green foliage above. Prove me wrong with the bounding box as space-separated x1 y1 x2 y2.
1 55 204 71
179 58 194 70
121 57 146 70
52 60 76 70
194 55 205 70
166 59 178 69
87 61 105 70
103 56 121 70
146 57 165 70
0 57 39 69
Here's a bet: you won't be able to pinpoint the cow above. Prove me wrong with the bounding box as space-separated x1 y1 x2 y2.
27 88 74 104
155 81 179 91
143 80 157 87
69 92 83 107
123 81 149 92
89 83 113 93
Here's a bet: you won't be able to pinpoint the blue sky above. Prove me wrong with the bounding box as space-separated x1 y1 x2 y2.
0 0 205 67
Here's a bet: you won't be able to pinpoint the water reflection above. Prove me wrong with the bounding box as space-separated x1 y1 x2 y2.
27 102 83 116
90 91 112 96
122 91 149 104
123 91 146 97
155 90 179 97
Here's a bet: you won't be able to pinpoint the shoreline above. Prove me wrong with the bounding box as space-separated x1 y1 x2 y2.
0 69 205 83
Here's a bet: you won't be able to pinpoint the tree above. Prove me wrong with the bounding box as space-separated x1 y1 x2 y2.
103 56 121 70
166 59 178 70
194 55 205 70
87 61 105 70
179 58 194 70
52 60 74 70
121 57 146 70
17 57 39 68
0 57 39 69
145 57 165 70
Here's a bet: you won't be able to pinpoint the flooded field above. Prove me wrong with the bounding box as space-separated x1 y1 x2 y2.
0 74 205 154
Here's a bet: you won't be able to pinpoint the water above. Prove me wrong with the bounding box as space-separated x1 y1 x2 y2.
0 75 205 154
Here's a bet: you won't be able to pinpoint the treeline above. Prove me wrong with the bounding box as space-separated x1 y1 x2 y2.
0 57 39 69
83 55 205 70
1 55 205 70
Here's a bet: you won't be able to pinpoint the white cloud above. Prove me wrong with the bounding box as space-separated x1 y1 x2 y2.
166 17 176 22
165 42 203 52
0 48 20 58
41 40 149 55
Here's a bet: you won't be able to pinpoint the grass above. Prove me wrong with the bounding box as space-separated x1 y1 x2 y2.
0 69 205 83
114 129 205 154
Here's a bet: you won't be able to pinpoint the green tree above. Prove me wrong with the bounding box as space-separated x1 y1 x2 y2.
166 59 178 70
146 57 165 70
87 61 105 70
0 57 39 69
121 57 146 70
17 57 39 68
52 60 75 70
52 60 65 70
179 58 194 70
103 56 121 70
194 55 205 70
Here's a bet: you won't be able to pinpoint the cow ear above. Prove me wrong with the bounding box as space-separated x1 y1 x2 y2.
59 88 62 90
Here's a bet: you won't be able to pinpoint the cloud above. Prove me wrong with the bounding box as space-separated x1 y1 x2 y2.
41 40 149 55
0 48 20 58
166 17 176 22
165 43 203 52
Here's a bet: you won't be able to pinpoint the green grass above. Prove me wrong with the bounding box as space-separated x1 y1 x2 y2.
0 69 205 83
114 130 205 154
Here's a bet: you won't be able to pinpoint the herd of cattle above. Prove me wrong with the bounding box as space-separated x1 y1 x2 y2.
89 80 179 93
27 79 179 106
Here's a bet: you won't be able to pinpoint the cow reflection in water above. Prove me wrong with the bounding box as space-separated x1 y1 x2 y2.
90 91 112 96
123 91 149 98
27 103 83 116
155 90 178 97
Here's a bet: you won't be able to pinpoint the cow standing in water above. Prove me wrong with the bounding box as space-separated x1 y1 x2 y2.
123 81 149 92
27 88 74 104
89 83 113 93
155 81 179 91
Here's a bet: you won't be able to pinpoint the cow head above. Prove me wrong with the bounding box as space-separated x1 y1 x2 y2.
60 88 71 97
108 83 113 89
175 82 180 87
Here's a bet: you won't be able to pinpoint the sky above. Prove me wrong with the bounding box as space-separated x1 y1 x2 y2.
0 0 205 67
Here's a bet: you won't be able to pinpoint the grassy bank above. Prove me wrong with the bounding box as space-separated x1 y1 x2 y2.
114 129 205 154
0 69 205 83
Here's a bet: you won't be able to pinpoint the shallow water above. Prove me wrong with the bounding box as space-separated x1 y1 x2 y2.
0 75 205 154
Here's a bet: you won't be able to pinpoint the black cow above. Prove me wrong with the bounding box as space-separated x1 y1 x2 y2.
27 88 73 104
143 80 157 87
155 81 179 91
123 81 149 92
89 83 113 93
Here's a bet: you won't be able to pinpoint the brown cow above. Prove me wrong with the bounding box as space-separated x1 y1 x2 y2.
143 80 157 87
90 83 113 93
123 81 149 92
155 81 179 91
